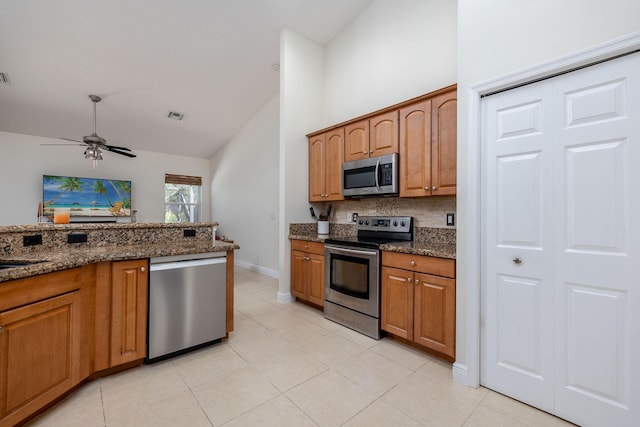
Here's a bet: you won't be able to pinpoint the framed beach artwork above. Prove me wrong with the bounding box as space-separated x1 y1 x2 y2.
42 175 132 221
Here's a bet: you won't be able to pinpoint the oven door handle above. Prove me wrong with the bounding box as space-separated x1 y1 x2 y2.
374 159 381 191
326 245 378 257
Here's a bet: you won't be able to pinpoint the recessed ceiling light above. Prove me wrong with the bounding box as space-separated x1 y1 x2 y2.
168 111 184 121
0 72 10 84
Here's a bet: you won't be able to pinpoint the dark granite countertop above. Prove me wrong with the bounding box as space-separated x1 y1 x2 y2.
288 231 456 259
0 240 238 283
379 241 456 259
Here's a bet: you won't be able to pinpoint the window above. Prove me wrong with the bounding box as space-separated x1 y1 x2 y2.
164 174 202 223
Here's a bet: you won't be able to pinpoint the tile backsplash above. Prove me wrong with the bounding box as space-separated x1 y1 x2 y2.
312 196 456 229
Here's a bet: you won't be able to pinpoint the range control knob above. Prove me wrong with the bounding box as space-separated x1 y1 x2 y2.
358 220 363 225
393 220 398 226
400 221 406 227
365 220 369 225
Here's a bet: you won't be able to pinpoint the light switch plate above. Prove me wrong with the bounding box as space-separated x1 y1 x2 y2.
446 213 455 226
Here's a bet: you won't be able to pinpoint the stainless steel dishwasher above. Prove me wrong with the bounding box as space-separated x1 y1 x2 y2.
146 252 227 363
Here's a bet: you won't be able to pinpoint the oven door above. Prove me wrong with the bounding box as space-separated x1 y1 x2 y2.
324 244 379 317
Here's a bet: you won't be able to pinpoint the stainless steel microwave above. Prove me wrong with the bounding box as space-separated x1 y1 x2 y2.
342 153 398 197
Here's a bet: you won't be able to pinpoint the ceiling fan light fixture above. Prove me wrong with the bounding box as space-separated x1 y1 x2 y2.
84 145 103 169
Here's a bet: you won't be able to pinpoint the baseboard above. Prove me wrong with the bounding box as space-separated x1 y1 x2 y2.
235 259 279 279
277 291 294 303
453 362 470 386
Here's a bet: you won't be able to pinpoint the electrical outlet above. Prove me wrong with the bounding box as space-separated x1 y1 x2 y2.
23 234 42 246
446 213 455 226
351 212 358 222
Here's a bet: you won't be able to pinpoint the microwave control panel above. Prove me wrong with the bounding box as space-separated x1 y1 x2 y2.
380 163 393 185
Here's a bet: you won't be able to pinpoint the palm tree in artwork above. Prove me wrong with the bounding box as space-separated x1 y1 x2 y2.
44 176 85 206
92 180 113 207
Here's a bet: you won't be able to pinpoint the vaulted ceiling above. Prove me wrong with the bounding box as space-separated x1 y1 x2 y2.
0 0 371 158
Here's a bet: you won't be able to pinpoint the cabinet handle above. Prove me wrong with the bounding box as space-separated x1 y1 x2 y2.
432 186 436 190
415 279 419 284
140 267 146 272
305 257 310 261
407 277 412 283
362 151 368 154
513 257 523 265
424 186 430 190
0 325 3 332
369 150 374 153
410 260 416 267
304 244 309 249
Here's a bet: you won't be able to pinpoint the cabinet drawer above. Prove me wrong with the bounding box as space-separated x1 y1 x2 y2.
291 239 325 255
382 251 455 278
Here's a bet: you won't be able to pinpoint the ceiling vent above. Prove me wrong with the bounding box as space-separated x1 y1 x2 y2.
167 111 184 121
0 72 10 84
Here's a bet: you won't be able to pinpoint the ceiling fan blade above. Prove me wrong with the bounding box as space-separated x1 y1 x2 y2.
41 143 83 146
105 144 132 151
106 147 137 158
60 137 87 144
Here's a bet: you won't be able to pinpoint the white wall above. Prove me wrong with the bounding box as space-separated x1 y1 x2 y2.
0 131 211 225
456 0 640 374
323 0 457 126
210 95 280 276
278 28 325 301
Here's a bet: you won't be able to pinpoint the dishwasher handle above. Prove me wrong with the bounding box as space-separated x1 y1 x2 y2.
149 257 226 272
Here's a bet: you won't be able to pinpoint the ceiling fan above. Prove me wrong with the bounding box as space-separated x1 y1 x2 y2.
57 94 136 168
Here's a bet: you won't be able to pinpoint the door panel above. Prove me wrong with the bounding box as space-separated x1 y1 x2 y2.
565 140 627 254
370 110 398 156
495 275 543 378
496 152 543 248
308 135 325 202
482 79 555 413
564 284 628 405
552 53 640 427
380 267 413 340
345 119 369 162
325 129 344 201
482 51 640 427
399 101 431 197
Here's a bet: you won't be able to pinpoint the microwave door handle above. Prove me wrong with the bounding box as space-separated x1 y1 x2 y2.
374 159 381 191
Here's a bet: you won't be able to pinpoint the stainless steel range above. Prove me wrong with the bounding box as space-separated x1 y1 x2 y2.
324 216 413 339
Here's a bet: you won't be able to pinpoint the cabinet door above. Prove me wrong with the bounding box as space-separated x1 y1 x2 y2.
370 110 398 157
431 90 457 196
111 260 148 366
344 119 369 162
0 292 81 421
325 128 344 201
307 253 325 307
399 100 431 197
290 250 307 300
381 267 414 340
414 272 455 358
308 134 326 202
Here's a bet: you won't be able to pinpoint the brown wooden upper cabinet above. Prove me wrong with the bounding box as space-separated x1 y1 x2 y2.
309 128 344 202
344 110 398 162
400 88 457 197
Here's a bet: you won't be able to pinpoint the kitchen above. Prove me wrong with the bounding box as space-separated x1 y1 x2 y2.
1 1 640 426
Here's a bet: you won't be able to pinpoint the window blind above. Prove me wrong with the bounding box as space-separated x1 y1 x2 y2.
164 174 202 186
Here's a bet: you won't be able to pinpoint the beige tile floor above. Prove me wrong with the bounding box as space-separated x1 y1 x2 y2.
27 267 575 427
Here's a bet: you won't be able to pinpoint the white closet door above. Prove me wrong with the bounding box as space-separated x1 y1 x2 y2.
481 52 640 426
481 80 555 412
552 53 640 427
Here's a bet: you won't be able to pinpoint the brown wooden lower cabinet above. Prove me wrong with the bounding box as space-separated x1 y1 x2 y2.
381 252 456 361
290 240 324 307
0 268 89 427
110 259 148 366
